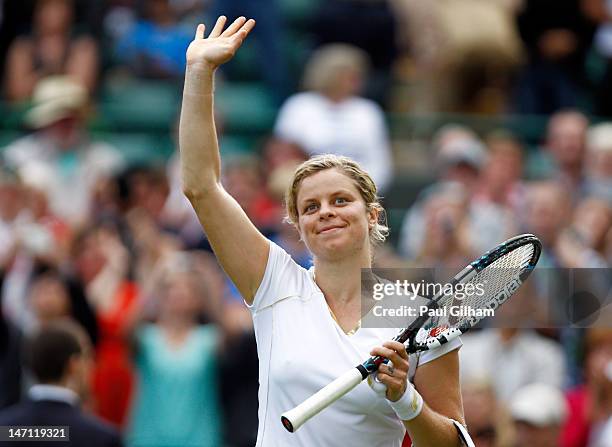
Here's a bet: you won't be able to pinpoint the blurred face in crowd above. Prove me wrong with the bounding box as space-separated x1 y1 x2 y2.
296 168 375 262
43 116 83 151
547 112 588 171
223 164 261 213
444 162 480 193
573 198 612 251
262 138 308 174
584 330 612 386
436 133 484 193
0 180 24 222
422 190 468 258
482 138 523 200
525 182 569 246
327 67 363 102
35 0 73 34
513 421 561 447
160 272 204 320
125 169 170 217
29 274 71 324
462 386 498 447
74 227 120 284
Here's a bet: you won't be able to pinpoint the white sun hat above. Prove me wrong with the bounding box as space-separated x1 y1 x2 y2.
25 76 88 129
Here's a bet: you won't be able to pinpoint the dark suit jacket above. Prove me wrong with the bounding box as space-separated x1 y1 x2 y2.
0 399 123 447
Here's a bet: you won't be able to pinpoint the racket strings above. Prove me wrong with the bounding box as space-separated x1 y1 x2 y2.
429 243 536 330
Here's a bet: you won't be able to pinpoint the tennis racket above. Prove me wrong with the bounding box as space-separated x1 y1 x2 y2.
281 233 542 432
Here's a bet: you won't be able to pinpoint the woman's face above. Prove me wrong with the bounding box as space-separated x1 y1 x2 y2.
296 169 375 261
161 273 203 318
30 275 71 323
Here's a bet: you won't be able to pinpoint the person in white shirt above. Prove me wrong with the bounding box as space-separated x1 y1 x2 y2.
274 43 393 193
2 76 125 228
459 328 566 403
179 16 465 446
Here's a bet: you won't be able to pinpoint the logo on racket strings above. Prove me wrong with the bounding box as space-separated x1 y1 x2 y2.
464 275 523 326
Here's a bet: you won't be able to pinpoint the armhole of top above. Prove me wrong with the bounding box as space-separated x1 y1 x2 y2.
245 241 276 312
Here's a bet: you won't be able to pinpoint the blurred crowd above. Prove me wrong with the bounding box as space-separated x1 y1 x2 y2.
0 1 611 447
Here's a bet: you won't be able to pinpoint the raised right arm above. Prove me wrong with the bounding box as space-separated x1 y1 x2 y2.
180 17 269 304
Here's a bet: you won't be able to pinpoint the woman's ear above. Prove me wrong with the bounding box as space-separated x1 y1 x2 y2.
368 206 379 230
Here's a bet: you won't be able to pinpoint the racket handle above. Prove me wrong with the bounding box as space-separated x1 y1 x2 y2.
281 367 365 433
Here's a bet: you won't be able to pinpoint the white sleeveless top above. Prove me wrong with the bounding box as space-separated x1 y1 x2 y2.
248 242 461 447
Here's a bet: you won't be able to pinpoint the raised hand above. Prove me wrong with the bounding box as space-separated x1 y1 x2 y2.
186 16 256 69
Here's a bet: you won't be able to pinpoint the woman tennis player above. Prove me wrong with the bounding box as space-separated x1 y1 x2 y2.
180 16 467 446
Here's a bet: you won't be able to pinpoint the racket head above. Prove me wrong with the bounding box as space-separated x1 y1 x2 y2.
404 234 542 353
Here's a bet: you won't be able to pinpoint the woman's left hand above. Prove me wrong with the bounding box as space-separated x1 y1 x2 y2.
369 341 410 402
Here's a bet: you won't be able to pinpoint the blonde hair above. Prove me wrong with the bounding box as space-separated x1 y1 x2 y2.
285 154 388 245
302 44 369 94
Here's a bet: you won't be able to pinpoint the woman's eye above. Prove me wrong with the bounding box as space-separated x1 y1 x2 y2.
305 203 318 213
335 197 347 205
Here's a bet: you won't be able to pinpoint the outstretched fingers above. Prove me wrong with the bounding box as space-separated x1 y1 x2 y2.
221 16 247 37
208 15 227 38
233 19 256 42
194 23 205 40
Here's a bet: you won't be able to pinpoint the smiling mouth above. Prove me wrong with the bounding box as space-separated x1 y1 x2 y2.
318 226 345 234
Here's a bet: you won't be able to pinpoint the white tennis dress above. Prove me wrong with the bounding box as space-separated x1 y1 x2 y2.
248 242 461 447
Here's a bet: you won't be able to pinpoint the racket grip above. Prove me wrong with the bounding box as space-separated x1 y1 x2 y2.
281 368 364 433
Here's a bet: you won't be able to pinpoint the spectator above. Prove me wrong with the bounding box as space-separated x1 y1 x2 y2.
414 185 473 269
274 44 394 193
556 197 611 268
544 110 590 199
0 1 32 82
585 123 612 202
398 125 487 259
462 380 513 447
20 265 98 346
515 0 595 114
391 0 524 113
0 171 72 332
521 181 572 267
71 224 137 427
222 155 281 233
475 132 526 211
0 169 23 271
261 138 311 267
562 329 612 447
0 320 123 447
0 268 22 411
433 128 488 195
470 132 524 253
509 383 568 447
114 0 192 79
582 0 612 116
27 269 72 332
19 180 72 265
312 0 398 102
2 76 125 228
3 0 98 102
127 251 223 447
460 328 566 403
